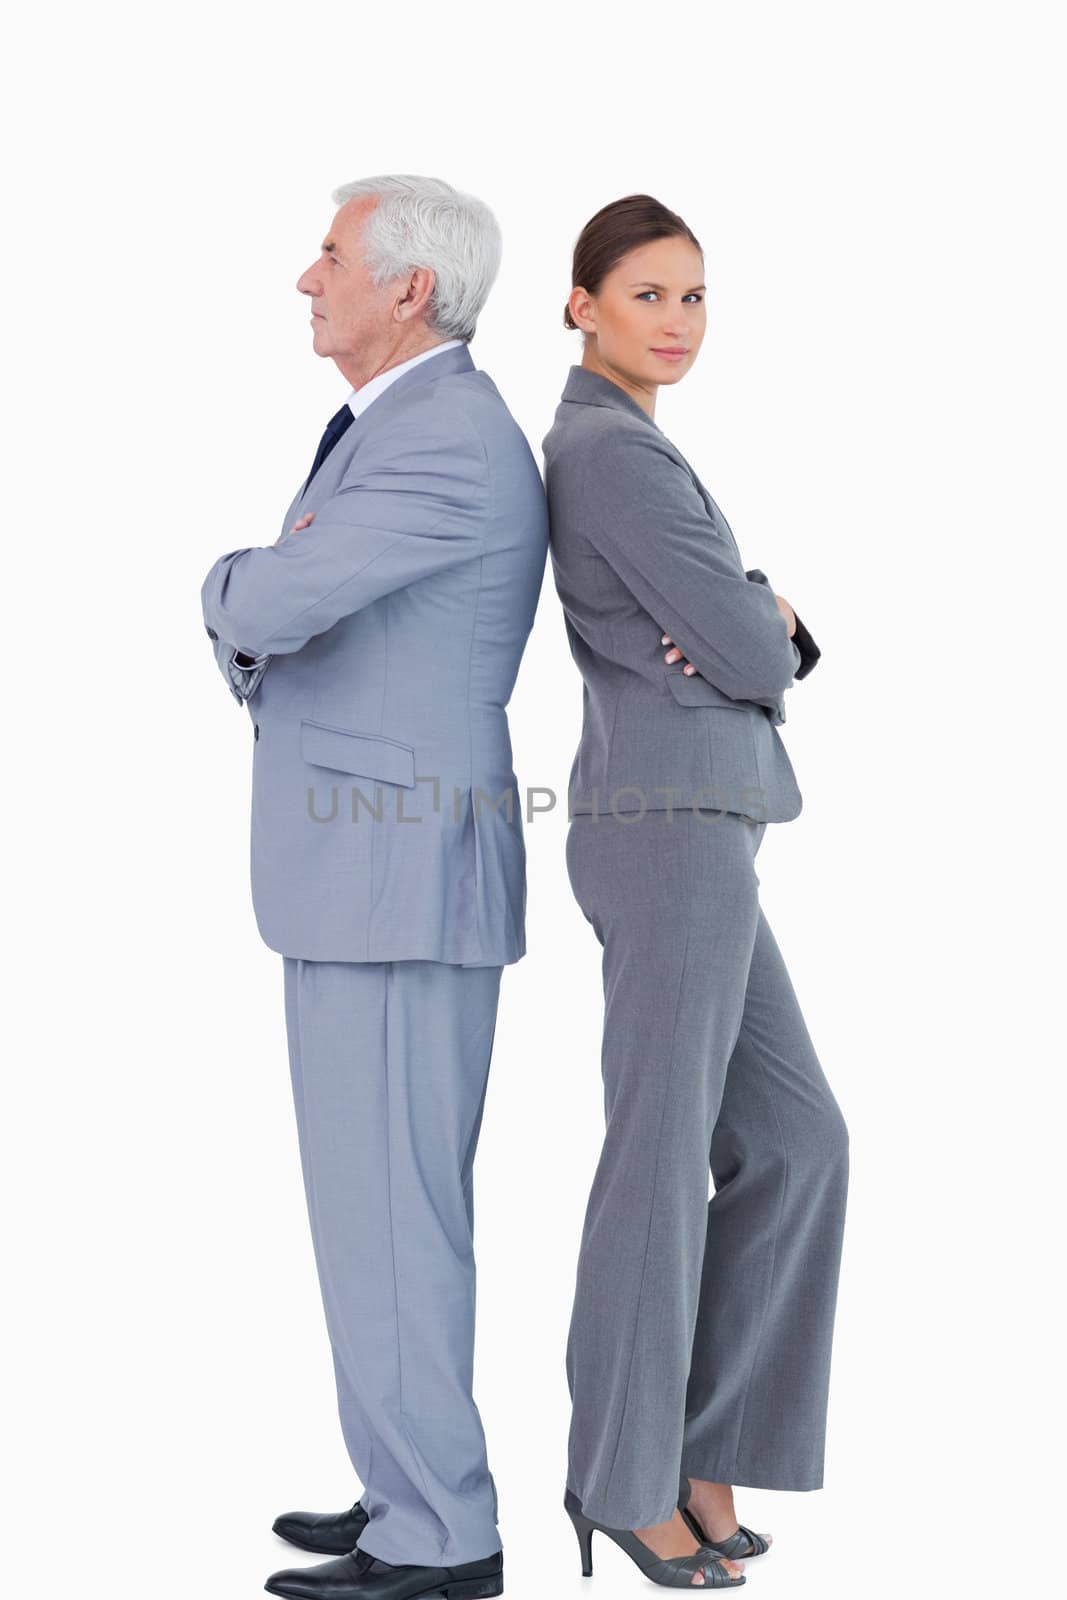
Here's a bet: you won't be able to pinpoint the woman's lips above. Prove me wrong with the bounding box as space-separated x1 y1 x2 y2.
651 348 688 362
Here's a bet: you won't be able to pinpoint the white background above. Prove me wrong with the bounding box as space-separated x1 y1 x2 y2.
5 3 1064 1596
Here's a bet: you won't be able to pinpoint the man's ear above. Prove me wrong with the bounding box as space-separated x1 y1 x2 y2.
396 265 436 323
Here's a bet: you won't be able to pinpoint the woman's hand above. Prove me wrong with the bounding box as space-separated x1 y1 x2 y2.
775 594 797 636
664 592 796 673
662 634 700 676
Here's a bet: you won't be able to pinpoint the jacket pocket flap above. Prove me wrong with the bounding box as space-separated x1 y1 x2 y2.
300 720 416 787
663 669 747 710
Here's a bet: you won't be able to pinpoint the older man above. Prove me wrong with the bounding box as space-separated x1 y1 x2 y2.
201 175 548 1600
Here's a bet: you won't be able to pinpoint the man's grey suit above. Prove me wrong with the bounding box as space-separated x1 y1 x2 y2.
203 343 547 967
202 344 548 1565
542 366 848 1529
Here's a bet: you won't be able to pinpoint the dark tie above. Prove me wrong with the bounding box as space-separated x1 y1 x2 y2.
300 402 355 495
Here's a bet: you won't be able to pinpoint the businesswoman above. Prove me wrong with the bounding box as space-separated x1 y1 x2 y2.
542 195 850 1590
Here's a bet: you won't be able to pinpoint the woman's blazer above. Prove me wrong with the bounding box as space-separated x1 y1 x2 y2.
542 364 821 824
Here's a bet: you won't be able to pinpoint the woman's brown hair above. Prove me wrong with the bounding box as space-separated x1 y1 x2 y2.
564 194 703 331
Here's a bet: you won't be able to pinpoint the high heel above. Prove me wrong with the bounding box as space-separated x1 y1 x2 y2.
568 1494 595 1578
564 1488 745 1588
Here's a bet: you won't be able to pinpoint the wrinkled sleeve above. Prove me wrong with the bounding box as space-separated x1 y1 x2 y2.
200 421 488 658
573 430 801 702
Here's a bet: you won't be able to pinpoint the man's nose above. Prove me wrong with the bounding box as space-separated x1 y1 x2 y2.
296 266 319 295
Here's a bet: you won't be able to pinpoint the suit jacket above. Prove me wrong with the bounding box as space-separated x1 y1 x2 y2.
541 365 820 825
202 343 549 964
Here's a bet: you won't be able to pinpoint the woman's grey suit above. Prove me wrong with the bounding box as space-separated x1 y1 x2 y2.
542 366 849 1529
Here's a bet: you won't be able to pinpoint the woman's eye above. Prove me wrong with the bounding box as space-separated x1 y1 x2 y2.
637 291 657 301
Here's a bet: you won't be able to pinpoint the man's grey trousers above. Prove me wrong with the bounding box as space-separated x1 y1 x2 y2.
282 956 504 1567
563 807 850 1529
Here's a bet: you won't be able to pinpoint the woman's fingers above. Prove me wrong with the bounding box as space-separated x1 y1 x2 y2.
663 639 698 676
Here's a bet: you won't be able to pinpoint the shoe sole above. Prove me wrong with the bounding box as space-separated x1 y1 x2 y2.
266 1575 502 1599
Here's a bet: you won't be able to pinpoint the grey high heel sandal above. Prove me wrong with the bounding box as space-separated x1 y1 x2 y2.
678 1478 770 1561
565 1488 745 1587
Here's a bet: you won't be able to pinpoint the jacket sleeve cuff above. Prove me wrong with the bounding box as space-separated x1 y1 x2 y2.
791 611 821 679
226 648 270 702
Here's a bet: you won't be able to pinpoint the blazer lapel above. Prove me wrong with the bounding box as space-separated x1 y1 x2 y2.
677 459 743 565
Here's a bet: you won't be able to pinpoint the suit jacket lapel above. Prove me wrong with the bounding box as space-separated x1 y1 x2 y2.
677 458 743 565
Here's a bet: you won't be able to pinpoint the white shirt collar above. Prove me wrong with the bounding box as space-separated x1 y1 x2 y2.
345 339 465 420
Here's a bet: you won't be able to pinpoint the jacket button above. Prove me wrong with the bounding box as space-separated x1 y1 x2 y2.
254 724 260 740
205 625 219 641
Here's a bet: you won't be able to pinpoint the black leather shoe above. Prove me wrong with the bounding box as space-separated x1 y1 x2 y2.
264 1545 504 1600
273 1502 370 1555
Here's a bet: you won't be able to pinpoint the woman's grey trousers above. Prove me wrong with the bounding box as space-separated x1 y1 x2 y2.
564 806 850 1529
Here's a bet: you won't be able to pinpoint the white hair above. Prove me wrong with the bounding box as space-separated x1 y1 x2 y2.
330 173 502 343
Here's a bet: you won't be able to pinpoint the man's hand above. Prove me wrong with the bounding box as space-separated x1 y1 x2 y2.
663 592 796 675
274 511 315 546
